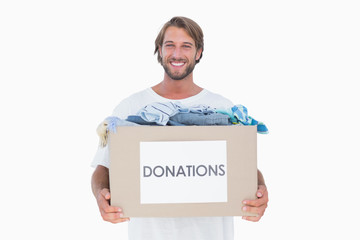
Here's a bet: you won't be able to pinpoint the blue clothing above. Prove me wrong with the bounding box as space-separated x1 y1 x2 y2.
126 115 160 126
105 116 140 133
216 105 268 134
169 112 231 126
105 103 268 138
137 102 217 126
127 112 230 126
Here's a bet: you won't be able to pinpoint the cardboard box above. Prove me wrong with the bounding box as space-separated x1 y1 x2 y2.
109 125 258 217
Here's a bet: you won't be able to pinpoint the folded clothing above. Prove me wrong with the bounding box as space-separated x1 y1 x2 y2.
137 102 216 126
97 102 268 147
169 112 231 126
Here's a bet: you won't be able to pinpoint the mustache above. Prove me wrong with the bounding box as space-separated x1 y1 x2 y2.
168 58 187 62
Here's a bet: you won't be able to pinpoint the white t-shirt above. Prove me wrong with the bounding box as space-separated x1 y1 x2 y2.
92 87 235 240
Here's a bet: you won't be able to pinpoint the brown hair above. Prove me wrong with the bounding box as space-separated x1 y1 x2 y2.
154 16 204 64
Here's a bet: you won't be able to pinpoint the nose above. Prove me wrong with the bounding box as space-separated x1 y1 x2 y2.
171 46 181 58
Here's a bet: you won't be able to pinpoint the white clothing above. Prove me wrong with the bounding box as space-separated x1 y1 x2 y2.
92 87 235 240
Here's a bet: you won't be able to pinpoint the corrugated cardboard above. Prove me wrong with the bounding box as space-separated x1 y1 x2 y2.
109 125 258 217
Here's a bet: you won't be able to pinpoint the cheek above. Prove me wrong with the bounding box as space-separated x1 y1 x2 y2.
159 47 166 58
161 49 170 59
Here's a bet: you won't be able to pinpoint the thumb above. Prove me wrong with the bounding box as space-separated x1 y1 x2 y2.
105 192 111 200
256 185 266 198
100 188 111 200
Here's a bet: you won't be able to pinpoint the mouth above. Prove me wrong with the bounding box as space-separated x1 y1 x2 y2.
170 61 185 67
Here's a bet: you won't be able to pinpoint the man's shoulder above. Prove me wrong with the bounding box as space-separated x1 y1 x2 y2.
112 88 155 117
203 89 229 99
124 88 152 100
200 89 233 108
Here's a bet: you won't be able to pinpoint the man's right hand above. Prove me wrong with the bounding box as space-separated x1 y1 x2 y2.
96 188 130 223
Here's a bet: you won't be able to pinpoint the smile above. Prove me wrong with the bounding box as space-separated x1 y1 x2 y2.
170 62 185 67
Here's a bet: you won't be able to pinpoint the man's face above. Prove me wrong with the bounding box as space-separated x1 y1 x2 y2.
160 26 202 80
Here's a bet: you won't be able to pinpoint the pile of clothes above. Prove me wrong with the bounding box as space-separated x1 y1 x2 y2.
97 102 268 147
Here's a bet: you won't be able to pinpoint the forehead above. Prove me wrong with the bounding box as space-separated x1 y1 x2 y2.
163 26 195 45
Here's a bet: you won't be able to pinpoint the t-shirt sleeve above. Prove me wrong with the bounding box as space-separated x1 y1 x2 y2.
91 145 110 168
112 97 133 118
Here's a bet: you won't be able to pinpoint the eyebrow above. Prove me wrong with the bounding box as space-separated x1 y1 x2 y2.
164 41 194 46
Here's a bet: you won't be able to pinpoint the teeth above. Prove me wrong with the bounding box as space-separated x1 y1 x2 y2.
171 62 185 66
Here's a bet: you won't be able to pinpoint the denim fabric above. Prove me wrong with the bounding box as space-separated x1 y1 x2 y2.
137 102 217 126
127 115 184 126
167 120 187 126
126 115 159 126
169 112 231 126
127 113 230 126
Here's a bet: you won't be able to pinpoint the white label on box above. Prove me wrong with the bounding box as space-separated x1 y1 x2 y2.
140 140 228 204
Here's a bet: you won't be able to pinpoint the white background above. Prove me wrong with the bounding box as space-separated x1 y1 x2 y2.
1 0 359 239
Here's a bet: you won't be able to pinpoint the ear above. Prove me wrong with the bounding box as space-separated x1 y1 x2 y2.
195 48 202 61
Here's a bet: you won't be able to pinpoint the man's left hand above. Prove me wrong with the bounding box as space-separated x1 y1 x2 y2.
242 185 268 222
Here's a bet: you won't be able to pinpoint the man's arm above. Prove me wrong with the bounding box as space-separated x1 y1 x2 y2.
242 169 268 222
257 169 266 186
91 165 129 223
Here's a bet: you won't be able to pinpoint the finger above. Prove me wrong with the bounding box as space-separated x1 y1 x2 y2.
243 197 267 207
256 185 267 198
242 215 261 222
104 205 123 214
100 188 111 200
243 189 268 207
97 195 123 213
111 217 131 224
101 212 122 221
242 205 265 216
101 212 128 223
101 200 123 214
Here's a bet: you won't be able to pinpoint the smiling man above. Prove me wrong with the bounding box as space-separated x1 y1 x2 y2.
91 16 268 240
157 26 201 81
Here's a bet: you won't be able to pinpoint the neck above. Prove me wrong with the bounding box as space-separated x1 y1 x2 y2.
152 72 203 99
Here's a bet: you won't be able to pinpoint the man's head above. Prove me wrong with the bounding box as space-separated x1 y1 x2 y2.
155 16 204 64
154 17 204 80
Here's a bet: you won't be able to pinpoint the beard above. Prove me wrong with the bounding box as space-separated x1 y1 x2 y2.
162 58 196 80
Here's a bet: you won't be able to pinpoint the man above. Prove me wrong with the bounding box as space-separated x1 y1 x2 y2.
91 16 268 240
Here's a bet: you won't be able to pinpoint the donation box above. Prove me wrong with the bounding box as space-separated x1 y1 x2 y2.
109 125 258 217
